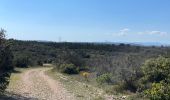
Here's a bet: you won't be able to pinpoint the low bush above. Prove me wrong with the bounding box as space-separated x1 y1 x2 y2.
142 56 170 83
59 64 79 74
14 56 30 68
96 73 112 85
37 60 43 66
144 82 170 100
141 56 170 99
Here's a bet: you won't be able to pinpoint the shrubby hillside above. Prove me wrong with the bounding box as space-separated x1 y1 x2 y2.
5 39 170 99
9 39 170 76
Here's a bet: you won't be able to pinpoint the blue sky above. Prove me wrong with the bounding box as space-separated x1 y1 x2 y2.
0 0 170 43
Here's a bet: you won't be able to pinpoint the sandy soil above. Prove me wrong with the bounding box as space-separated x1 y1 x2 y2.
6 68 75 100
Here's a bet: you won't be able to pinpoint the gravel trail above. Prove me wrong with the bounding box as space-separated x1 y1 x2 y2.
6 68 75 100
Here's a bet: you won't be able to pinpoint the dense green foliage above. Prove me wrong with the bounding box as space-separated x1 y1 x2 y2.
0 29 13 93
13 56 30 68
142 56 170 83
145 82 170 100
141 57 170 100
55 50 85 74
58 64 79 74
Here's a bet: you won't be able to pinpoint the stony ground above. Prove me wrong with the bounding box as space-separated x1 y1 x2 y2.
4 67 128 100
6 68 75 100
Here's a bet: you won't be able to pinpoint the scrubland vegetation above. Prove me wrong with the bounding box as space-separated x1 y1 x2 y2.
0 29 13 94
1 29 170 99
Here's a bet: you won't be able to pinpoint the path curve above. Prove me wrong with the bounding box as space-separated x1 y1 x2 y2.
7 67 75 100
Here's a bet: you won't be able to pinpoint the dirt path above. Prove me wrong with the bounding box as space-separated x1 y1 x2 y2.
6 68 75 100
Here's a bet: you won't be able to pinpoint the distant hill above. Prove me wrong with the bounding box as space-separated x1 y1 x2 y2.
103 42 170 47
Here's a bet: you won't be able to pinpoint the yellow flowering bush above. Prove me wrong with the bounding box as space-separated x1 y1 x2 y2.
81 71 90 81
144 82 170 100
142 56 170 99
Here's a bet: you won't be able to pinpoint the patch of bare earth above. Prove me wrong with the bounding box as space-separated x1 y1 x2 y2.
6 68 75 100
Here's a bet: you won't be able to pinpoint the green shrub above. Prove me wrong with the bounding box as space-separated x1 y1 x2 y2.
114 80 142 93
141 56 170 99
119 67 144 92
104 85 124 94
144 82 170 100
14 57 30 68
59 64 79 74
96 73 112 85
142 56 170 83
56 50 85 67
37 60 43 66
0 29 13 93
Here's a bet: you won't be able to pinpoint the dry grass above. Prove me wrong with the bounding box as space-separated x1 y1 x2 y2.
47 69 108 100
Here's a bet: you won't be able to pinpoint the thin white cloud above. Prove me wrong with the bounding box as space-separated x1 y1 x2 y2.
109 29 168 37
149 31 167 35
138 31 167 36
118 28 130 36
120 28 130 32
